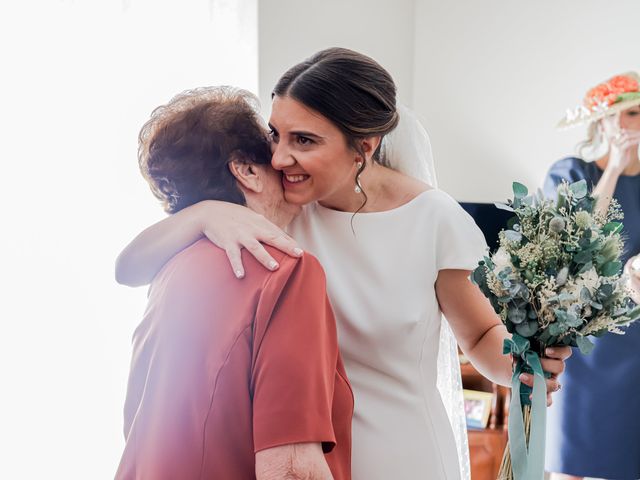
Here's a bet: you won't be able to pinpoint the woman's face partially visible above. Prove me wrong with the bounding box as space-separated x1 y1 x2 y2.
619 106 640 131
268 95 360 208
251 162 301 227
601 106 640 139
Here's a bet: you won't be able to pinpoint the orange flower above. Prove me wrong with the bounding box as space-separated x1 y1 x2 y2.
609 75 639 93
584 75 639 108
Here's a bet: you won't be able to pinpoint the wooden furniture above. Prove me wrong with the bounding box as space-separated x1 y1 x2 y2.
461 360 510 480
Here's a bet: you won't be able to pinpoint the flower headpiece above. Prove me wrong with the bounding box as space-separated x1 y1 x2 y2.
557 71 640 129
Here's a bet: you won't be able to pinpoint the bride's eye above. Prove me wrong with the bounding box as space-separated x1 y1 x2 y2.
269 129 279 143
296 135 314 146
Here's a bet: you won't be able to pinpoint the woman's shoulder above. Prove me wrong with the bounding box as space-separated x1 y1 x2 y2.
415 188 466 213
372 187 461 218
548 156 591 175
409 189 484 240
545 156 601 184
377 169 434 210
418 191 489 269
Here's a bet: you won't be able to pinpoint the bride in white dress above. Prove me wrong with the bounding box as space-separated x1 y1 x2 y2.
116 48 570 479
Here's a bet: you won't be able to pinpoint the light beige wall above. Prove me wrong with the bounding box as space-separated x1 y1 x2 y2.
258 1 640 202
258 0 415 118
413 0 640 201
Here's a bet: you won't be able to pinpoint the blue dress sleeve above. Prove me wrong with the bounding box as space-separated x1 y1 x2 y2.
543 157 589 199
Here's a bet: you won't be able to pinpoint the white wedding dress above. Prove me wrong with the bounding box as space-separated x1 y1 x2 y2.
287 189 487 479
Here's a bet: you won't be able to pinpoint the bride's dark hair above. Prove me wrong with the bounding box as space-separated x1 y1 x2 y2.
273 47 400 212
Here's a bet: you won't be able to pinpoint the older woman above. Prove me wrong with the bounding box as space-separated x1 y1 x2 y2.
115 87 353 480
545 72 640 480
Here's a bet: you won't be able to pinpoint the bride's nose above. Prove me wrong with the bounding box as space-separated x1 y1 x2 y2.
271 143 295 170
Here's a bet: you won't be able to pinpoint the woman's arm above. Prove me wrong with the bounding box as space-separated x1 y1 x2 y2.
592 166 622 217
593 129 640 216
435 269 572 405
115 200 301 286
255 443 333 480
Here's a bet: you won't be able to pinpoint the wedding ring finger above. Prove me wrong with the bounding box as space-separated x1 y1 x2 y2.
546 379 561 392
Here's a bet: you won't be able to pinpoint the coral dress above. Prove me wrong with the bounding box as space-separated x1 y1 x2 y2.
288 189 487 480
117 241 353 479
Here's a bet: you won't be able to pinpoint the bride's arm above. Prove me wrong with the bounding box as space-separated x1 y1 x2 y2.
435 269 572 405
115 200 301 287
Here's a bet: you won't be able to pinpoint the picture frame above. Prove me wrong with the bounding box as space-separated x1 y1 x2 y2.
463 389 493 429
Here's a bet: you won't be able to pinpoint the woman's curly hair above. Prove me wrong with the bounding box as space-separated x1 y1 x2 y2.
138 86 272 213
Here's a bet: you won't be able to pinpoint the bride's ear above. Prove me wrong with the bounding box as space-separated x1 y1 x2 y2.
359 136 382 162
228 158 263 193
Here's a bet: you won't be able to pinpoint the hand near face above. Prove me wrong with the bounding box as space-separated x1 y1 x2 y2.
603 109 640 175
518 346 572 407
608 129 640 174
624 255 640 305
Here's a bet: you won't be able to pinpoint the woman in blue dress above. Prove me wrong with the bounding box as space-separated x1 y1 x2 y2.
544 72 640 480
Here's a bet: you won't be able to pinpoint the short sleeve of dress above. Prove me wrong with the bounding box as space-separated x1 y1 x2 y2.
543 157 590 198
434 191 489 272
251 254 341 454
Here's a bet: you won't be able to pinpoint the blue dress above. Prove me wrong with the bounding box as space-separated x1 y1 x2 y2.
544 157 640 479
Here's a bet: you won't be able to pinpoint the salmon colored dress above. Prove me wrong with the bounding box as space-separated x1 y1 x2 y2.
116 240 353 479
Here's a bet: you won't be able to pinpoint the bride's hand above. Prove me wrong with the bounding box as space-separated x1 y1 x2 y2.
115 200 302 286
199 201 303 278
518 346 572 407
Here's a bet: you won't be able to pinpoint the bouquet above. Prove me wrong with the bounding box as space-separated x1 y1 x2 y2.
471 180 640 480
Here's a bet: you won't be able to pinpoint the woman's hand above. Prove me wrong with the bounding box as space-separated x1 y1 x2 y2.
115 200 302 286
200 201 302 278
593 126 640 217
624 255 640 304
519 346 572 407
606 128 640 175
436 270 574 406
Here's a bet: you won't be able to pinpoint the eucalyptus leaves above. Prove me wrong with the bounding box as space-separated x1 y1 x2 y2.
472 180 640 356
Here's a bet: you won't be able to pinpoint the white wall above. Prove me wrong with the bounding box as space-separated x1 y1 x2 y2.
259 0 640 203
413 0 640 201
258 0 416 117
1 1 257 478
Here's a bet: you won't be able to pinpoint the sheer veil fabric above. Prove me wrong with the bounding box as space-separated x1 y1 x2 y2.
380 106 471 480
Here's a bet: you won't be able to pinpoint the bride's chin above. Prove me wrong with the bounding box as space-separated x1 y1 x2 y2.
283 191 313 207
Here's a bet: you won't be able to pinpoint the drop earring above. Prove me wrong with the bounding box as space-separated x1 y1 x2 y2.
354 161 363 194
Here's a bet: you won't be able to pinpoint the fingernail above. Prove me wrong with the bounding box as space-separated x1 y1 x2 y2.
235 270 244 279
519 373 530 381
293 247 303 256
268 261 279 270
546 348 555 355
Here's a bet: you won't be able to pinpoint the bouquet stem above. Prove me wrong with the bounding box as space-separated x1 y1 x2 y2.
497 404 532 480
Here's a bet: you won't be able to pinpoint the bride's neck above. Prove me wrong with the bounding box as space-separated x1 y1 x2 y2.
318 164 429 213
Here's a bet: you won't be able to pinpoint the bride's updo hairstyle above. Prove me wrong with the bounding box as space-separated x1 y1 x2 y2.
273 47 399 165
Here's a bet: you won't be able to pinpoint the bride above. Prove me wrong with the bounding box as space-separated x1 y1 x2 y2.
116 47 570 479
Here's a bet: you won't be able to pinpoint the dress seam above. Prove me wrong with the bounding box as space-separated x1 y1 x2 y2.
198 323 253 478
